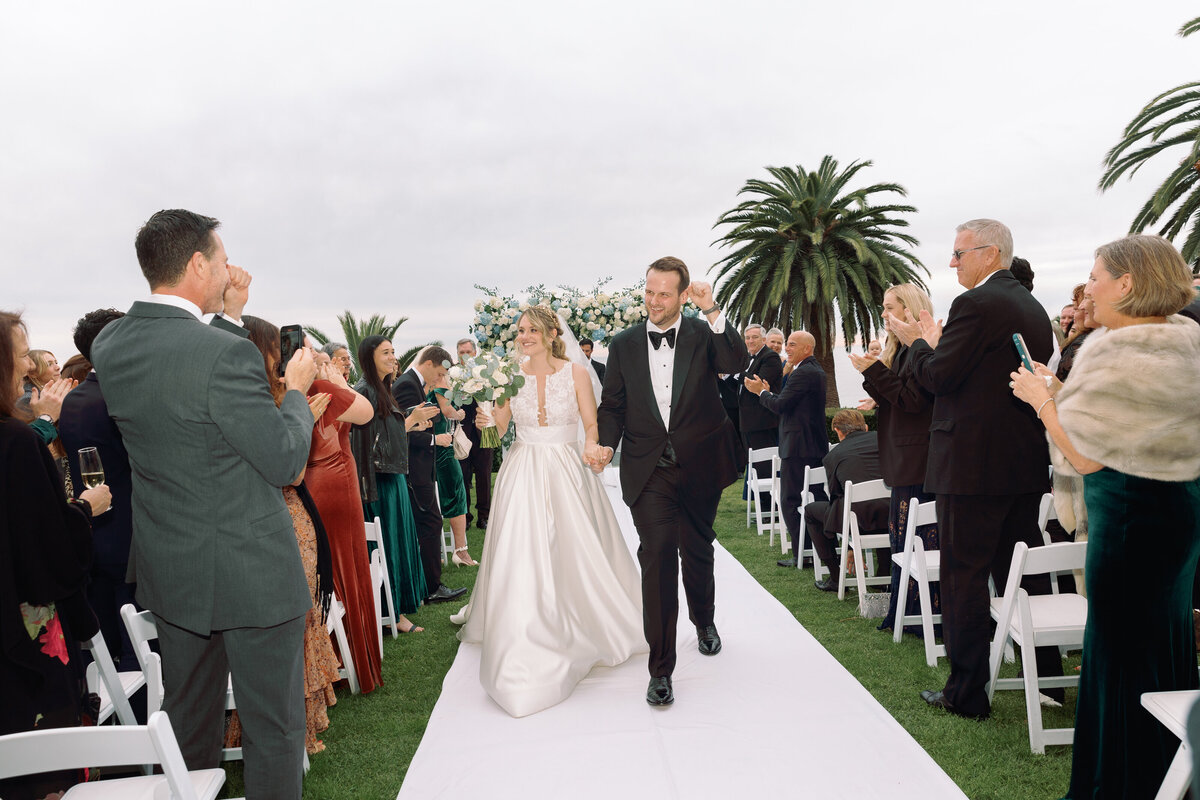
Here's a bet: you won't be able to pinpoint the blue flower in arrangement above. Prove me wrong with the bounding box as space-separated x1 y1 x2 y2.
551 300 561 310
478 312 492 325
601 304 614 316
493 344 506 357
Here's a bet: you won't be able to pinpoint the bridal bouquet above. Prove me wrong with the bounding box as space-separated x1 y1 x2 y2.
445 352 526 448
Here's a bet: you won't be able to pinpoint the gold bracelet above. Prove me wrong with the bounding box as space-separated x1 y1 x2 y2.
1036 397 1055 420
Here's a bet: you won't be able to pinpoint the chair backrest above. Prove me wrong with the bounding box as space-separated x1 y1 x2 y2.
747 446 779 480
0 711 211 800
1036 493 1056 546
902 497 938 559
121 603 159 672
842 479 892 535
998 541 1088 602
365 515 384 548
801 465 827 506
81 630 138 726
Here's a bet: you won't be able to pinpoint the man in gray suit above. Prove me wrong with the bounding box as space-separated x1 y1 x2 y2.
92 209 317 799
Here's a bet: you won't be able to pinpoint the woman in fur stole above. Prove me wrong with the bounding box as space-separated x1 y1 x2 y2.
1012 234 1200 800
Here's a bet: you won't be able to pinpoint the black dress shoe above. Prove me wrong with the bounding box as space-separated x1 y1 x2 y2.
920 689 989 721
426 584 468 604
646 676 674 706
697 624 722 656
777 557 797 568
476 518 488 530
814 576 838 592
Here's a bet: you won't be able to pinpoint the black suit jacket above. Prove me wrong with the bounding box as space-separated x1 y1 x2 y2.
756 356 828 461
590 359 606 382
738 347 783 434
907 270 1052 496
821 430 889 534
57 373 134 570
391 369 436 487
598 315 748 506
861 345 934 487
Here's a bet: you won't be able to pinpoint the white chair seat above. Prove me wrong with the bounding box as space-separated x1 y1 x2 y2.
892 499 944 666
62 769 228 799
990 593 1089 647
1141 689 1199 800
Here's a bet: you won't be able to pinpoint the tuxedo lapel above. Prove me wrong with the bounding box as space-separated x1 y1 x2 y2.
669 318 697 428
627 324 666 430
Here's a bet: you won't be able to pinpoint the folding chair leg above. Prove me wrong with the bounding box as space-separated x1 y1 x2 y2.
1155 743 1192 800
1021 642 1046 755
918 573 939 667
894 555 912 645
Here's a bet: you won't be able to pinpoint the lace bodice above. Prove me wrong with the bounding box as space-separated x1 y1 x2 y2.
510 363 579 432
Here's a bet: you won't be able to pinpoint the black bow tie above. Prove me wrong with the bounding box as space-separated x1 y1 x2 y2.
649 329 676 350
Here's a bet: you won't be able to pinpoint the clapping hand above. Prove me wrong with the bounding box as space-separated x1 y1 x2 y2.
307 392 332 421
856 397 877 411
30 378 77 422
848 353 877 373
743 374 769 395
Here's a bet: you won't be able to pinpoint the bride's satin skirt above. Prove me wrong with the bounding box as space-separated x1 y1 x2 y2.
454 427 647 717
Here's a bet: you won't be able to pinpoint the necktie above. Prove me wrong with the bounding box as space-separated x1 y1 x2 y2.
649 329 676 350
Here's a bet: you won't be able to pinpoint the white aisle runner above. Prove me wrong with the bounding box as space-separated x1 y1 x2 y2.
399 478 966 800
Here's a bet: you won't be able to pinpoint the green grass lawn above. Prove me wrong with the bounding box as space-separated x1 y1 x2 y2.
221 482 1075 800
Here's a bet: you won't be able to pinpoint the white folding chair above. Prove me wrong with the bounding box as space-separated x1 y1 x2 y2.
324 594 361 695
81 630 144 727
837 479 893 605
369 550 388 655
365 515 400 639
1141 689 1199 800
745 446 780 536
0 710 228 800
892 498 946 666
435 483 455 564
987 540 1088 754
802 466 828 576
768 454 788 549
119 605 243 761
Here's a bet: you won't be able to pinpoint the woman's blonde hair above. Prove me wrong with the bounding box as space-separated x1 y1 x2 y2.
26 349 55 387
880 284 934 368
1094 234 1193 319
520 305 567 360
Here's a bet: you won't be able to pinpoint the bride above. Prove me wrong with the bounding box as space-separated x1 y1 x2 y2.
451 304 647 717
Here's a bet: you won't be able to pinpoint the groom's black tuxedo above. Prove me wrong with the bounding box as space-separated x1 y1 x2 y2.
598 314 747 678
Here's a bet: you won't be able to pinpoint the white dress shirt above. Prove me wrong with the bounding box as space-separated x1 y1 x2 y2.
145 293 243 327
646 311 727 430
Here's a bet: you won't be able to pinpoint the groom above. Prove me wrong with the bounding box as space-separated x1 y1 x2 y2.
594 257 748 706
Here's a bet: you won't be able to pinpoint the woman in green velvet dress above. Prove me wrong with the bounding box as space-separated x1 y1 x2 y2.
428 376 475 566
1012 234 1200 799
350 336 439 633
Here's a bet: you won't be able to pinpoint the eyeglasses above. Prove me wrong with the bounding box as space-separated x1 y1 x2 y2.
332 355 352 363
951 244 994 261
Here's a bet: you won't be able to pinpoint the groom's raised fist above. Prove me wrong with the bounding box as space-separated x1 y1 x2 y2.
690 281 715 310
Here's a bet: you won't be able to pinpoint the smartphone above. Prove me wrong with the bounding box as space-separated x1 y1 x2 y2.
279 324 304 377
1012 333 1035 372
405 402 437 416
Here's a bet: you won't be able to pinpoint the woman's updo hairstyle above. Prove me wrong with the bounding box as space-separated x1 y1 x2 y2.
521 305 568 360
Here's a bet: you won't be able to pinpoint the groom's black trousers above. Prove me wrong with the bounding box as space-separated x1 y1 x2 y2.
630 463 720 678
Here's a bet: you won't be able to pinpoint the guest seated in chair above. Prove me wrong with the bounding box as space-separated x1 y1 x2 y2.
802 410 889 591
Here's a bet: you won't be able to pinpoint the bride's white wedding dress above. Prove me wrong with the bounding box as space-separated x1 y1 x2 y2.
452 362 647 717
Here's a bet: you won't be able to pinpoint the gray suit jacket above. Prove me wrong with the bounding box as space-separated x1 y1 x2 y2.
91 301 314 635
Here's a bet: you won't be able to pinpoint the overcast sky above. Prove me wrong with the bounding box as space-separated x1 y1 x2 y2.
4 0 1197 399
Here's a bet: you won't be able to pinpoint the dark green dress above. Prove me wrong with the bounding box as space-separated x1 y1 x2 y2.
1064 468 1200 799
429 388 468 518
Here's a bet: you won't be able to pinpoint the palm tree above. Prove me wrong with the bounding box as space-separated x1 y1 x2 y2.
1099 16 1200 271
305 312 408 384
711 157 927 406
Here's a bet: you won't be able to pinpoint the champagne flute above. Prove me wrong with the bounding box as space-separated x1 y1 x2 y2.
78 447 105 490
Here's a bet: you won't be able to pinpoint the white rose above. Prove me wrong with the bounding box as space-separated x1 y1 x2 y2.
492 386 504 400
559 308 572 318
473 300 483 311
495 371 511 385
598 293 610 303
489 295 500 306
472 364 486 378
587 321 598 330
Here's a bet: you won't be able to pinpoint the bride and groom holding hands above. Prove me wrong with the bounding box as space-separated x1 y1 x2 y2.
454 256 748 715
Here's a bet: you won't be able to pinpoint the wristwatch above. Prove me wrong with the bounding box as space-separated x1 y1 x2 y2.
37 414 53 424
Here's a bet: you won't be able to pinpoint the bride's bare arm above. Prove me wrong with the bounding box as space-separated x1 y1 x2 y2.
572 364 600 444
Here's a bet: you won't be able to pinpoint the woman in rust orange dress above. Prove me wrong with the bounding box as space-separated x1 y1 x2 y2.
303 356 383 692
